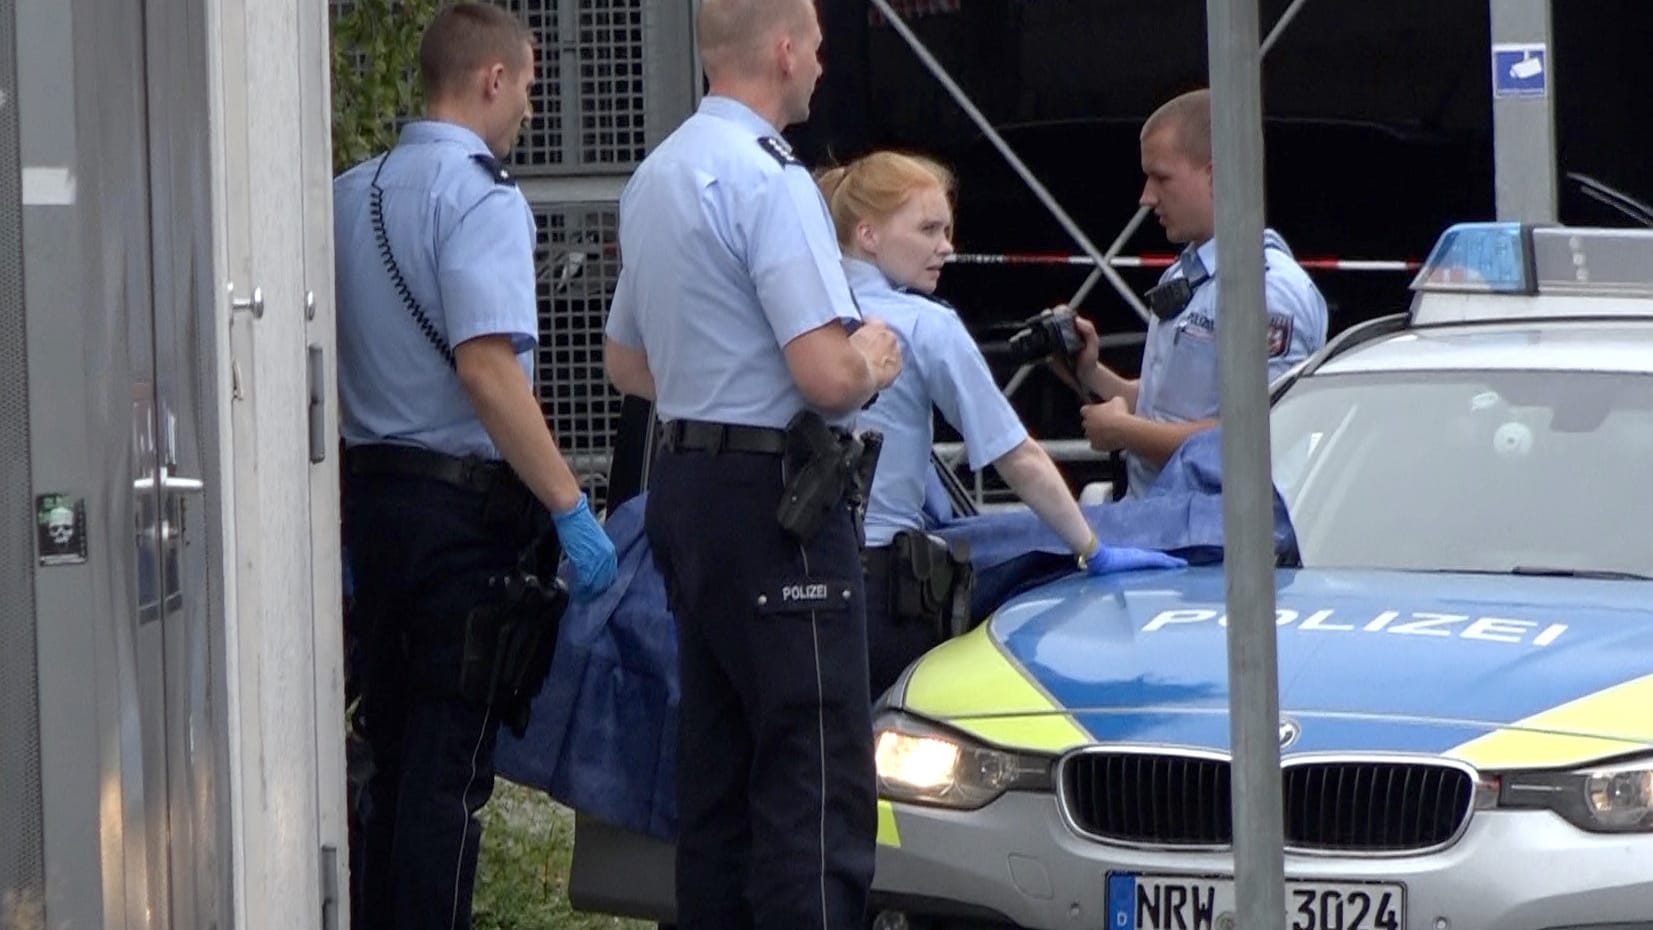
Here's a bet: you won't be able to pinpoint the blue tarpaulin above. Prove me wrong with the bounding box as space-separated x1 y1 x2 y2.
493 429 1295 839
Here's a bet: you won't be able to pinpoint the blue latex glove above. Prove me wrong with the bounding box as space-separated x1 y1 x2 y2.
553 495 618 599
1082 544 1188 576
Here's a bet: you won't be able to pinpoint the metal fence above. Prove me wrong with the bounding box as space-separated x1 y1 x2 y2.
531 201 623 508
501 0 650 172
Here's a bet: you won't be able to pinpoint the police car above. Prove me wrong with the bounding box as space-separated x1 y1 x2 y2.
870 224 1653 930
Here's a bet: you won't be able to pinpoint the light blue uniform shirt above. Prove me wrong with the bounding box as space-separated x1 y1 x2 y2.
334 120 538 459
1130 228 1327 494
605 96 861 429
848 259 1027 547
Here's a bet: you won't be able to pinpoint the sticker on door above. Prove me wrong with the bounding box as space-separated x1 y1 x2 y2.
37 493 87 565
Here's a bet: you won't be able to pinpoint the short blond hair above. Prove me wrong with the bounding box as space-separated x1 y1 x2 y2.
1142 88 1212 164
697 0 815 77
816 151 955 248
419 3 535 100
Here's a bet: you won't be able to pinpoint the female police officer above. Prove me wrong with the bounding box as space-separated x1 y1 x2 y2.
602 1 901 928
818 151 1109 699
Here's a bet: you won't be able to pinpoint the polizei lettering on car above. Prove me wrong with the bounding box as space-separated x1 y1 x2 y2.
1140 608 1567 646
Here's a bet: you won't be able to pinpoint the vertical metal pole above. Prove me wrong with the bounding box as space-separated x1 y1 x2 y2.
1207 1 1285 929
1490 0 1558 222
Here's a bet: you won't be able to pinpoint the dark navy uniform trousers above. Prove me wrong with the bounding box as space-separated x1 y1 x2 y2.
646 449 877 930
343 470 546 930
862 552 941 702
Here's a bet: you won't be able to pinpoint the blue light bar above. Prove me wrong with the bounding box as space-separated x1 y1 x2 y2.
1409 222 1531 295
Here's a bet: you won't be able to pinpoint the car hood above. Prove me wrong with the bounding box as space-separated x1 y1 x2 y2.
897 567 1653 769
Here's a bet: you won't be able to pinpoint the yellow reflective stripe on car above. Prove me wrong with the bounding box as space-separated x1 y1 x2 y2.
902 624 1089 752
876 799 900 848
1448 672 1653 769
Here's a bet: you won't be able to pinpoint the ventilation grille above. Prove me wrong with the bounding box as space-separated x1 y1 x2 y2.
504 0 649 172
1062 753 1474 852
531 200 623 510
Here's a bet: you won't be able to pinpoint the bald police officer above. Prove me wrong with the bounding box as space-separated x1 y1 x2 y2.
1076 88 1327 494
334 6 617 929
603 1 901 927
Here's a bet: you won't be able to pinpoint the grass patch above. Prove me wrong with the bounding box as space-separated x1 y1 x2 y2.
473 779 652 930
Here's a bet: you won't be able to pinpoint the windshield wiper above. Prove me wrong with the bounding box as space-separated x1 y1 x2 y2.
1508 565 1653 581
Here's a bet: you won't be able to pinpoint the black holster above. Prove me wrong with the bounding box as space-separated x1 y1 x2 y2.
776 411 881 543
889 530 977 641
459 532 569 737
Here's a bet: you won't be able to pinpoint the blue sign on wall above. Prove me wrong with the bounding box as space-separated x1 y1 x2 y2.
1492 43 1548 98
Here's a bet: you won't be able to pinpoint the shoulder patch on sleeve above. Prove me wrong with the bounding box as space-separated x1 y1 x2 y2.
757 136 803 168
1267 313 1293 358
470 152 517 186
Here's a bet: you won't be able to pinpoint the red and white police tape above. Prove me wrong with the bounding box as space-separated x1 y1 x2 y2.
948 252 1421 273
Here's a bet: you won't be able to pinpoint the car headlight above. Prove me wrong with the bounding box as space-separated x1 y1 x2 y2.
873 711 1053 810
1498 758 1653 832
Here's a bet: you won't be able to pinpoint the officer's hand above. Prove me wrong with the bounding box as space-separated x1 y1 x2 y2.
850 317 903 390
1082 544 1188 576
1071 313 1102 374
1042 307 1097 398
1081 396 1133 452
552 495 618 600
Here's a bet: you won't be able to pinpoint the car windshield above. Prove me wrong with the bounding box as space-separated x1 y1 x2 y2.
1270 368 1653 577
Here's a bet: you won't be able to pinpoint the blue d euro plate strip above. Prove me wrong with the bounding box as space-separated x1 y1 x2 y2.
1108 872 1138 930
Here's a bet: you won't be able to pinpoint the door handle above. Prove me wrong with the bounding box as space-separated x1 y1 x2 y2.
308 344 327 463
134 466 201 553
134 465 204 494
228 282 264 319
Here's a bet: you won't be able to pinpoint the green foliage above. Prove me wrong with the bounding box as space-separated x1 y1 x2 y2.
329 0 444 172
473 780 652 930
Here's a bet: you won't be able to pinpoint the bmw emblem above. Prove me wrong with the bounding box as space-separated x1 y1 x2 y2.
1278 717 1301 750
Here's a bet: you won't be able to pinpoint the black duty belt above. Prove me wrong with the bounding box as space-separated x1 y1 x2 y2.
661 419 788 455
862 544 895 576
346 443 513 495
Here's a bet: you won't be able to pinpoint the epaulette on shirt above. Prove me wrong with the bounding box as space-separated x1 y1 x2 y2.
757 136 803 168
470 152 517 186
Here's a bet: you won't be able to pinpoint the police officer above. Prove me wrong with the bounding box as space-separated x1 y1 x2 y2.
602 0 901 926
818 151 1111 698
333 6 617 929
1076 88 1328 494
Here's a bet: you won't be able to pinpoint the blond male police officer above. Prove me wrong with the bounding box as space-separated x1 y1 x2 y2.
1076 88 1327 494
334 6 616 929
603 1 901 927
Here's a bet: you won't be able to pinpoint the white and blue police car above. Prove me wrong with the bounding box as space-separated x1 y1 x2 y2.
869 223 1653 930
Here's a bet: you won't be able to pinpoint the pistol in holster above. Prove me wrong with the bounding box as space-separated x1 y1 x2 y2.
459 532 569 738
776 411 882 543
889 530 977 641
845 430 883 546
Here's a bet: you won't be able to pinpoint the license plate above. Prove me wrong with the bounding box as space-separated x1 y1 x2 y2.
1107 872 1405 930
